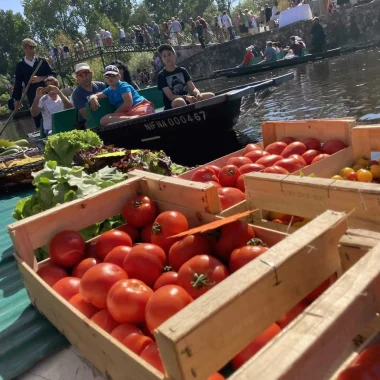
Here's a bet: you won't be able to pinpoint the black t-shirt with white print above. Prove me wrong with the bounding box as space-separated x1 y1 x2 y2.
157 66 191 109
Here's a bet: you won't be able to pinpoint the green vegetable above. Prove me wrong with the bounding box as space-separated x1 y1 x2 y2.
44 130 102 166
0 139 16 148
170 163 189 175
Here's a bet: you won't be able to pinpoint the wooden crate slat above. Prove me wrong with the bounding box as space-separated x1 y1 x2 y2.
352 125 380 159
155 211 348 380
228 242 380 380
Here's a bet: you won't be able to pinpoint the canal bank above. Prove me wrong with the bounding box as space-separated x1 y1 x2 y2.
182 0 380 79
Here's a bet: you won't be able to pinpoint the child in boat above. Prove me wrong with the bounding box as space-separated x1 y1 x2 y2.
157 44 215 110
89 65 155 126
240 47 254 67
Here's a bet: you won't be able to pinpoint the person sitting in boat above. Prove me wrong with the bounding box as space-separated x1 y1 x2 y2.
89 65 155 126
248 45 260 57
157 44 215 110
289 36 302 56
261 41 276 62
284 49 296 59
239 47 254 67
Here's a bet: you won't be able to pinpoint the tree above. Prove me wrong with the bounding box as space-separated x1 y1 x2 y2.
0 10 31 75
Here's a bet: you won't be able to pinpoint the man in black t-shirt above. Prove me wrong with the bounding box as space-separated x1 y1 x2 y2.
157 44 214 110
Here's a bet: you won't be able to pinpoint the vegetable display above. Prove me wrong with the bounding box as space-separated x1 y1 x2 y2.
37 195 337 375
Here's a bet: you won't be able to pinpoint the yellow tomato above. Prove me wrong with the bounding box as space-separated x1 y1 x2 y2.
370 165 380 179
331 175 344 180
357 169 373 183
354 156 370 167
352 164 366 172
340 167 355 178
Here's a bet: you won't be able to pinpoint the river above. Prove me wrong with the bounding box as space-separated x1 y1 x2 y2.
197 47 380 147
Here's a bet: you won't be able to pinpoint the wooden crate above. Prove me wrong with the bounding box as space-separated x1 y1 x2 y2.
228 240 380 380
351 124 380 159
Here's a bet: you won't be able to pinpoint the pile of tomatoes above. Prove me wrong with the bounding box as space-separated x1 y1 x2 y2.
36 195 337 377
338 343 380 379
332 156 380 183
189 138 347 210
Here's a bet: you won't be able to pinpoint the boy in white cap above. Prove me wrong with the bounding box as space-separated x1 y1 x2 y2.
89 65 155 126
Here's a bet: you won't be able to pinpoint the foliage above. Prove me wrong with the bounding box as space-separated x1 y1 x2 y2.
127 52 155 74
0 10 31 76
44 129 102 166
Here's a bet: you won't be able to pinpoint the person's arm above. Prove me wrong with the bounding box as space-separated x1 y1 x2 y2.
46 85 73 109
30 87 43 117
89 92 107 110
115 92 133 113
162 87 195 103
186 80 203 101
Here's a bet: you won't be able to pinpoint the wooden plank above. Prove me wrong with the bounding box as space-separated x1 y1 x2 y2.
229 242 380 380
155 211 347 380
352 125 380 159
130 170 221 214
15 255 164 380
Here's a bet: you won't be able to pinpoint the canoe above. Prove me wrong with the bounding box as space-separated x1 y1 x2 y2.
92 73 294 166
215 48 341 78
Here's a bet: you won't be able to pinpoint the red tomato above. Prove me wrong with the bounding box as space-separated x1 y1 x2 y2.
151 211 189 253
69 293 99 318
169 234 213 271
275 157 303 173
353 344 380 367
141 222 153 243
256 154 283 168
302 150 320 165
212 220 256 261
239 163 265 174
218 187 245 210
206 180 222 189
123 333 153 355
123 243 165 287
121 195 157 228
370 160 379 166
49 230 85 268
107 279 153 324
218 165 241 187
227 156 252 168
111 323 143 343
244 150 269 163
229 241 268 272
231 324 281 369
281 142 307 158
265 141 287 155
279 136 296 144
347 172 358 181
243 143 262 155
37 262 68 286
276 301 308 329
117 224 139 243
104 246 132 268
207 374 226 380
84 242 98 259
96 230 132 260
80 263 128 308
91 309 119 333
205 165 222 176
140 342 165 373
321 139 347 155
337 365 377 380
236 175 245 192
289 154 307 166
72 257 100 278
52 277 80 301
302 137 321 151
145 285 193 333
311 153 330 164
191 167 218 183
303 273 337 304
154 271 179 290
178 255 229 299
263 165 289 174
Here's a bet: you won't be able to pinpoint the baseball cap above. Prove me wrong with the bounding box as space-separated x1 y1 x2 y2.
22 38 37 47
104 65 120 76
158 44 175 54
75 63 91 73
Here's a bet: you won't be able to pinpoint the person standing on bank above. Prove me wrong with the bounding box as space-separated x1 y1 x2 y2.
157 44 214 110
310 17 326 53
12 38 56 128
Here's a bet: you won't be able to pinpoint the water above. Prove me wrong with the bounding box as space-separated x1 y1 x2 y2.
197 48 380 146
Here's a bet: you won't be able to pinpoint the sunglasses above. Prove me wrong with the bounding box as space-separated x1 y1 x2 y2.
104 74 117 78
76 70 91 77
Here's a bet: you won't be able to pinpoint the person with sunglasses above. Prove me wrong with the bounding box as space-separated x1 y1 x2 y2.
89 65 155 126
12 38 56 128
71 63 107 124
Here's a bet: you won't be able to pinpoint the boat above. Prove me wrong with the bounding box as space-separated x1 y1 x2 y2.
91 73 294 166
214 48 341 78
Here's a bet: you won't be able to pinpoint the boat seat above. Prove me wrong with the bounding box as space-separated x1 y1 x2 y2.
248 56 263 66
52 108 78 134
138 87 165 109
301 48 309 56
275 52 286 61
85 98 116 130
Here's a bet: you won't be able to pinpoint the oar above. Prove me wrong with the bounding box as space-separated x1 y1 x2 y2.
0 57 45 136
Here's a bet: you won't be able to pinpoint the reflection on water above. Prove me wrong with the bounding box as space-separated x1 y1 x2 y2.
198 48 380 146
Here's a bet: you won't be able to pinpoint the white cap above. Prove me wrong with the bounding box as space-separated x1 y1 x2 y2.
74 62 91 73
